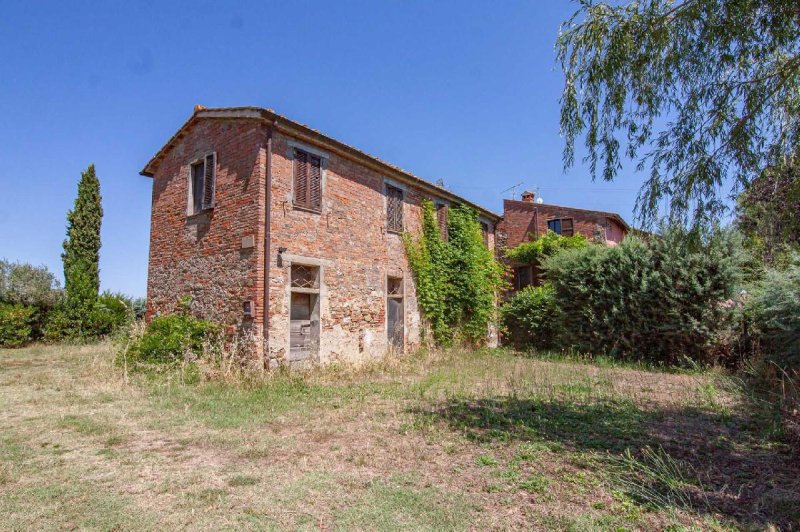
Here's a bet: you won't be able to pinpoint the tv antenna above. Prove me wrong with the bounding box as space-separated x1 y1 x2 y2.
501 182 524 200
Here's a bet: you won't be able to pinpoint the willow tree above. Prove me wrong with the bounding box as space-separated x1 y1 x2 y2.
558 0 800 227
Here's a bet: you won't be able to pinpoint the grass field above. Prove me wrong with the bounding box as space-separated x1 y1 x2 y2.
1 343 798 530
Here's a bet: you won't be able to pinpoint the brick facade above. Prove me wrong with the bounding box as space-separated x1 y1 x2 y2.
142 107 499 366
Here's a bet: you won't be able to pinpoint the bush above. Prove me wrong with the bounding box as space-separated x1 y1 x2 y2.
746 258 800 372
122 314 220 366
0 303 38 348
505 231 589 265
544 228 743 365
500 285 559 350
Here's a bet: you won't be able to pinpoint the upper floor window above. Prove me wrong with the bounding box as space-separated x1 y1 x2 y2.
293 148 322 212
386 184 404 233
547 218 574 236
189 152 216 215
436 203 449 241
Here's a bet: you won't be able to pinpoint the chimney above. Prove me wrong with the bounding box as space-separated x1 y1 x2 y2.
194 104 206 113
521 190 535 203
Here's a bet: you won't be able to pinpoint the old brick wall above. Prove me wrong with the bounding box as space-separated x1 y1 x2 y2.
145 116 498 366
265 131 432 366
146 119 267 341
498 199 627 250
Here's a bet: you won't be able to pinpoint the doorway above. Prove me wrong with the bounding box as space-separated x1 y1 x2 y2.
387 276 404 352
289 264 320 364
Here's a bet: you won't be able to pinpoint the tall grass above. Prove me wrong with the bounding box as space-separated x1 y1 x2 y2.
605 446 706 512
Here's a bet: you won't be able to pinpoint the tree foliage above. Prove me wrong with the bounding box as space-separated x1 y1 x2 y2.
404 200 504 346
737 154 800 265
505 231 589 265
0 259 62 308
62 164 103 320
558 0 800 227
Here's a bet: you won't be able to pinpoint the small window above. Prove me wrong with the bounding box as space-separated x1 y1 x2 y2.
386 185 404 233
480 222 489 246
293 149 322 211
515 266 532 290
387 276 403 297
189 153 216 214
547 218 574 236
436 203 449 241
291 264 320 289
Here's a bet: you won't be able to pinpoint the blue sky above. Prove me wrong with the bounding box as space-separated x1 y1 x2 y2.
0 0 646 297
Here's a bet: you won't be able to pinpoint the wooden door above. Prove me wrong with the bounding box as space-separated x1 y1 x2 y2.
387 297 403 351
290 292 312 362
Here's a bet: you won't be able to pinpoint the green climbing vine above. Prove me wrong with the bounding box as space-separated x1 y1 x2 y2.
403 200 505 346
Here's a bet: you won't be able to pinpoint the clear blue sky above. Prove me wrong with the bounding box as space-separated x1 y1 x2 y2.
0 0 646 298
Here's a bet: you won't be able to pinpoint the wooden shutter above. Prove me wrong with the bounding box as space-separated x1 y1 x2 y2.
202 152 216 210
387 185 403 232
561 218 574 236
293 149 309 207
309 153 322 210
294 149 322 211
436 203 448 241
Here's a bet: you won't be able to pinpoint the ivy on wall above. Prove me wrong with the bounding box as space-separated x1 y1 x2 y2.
404 200 505 346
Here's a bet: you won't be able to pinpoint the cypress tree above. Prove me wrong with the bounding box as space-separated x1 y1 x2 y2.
62 164 103 318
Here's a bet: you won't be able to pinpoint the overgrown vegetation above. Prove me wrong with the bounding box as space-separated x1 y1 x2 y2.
499 285 558 351
505 230 588 265
501 227 743 366
404 200 504 346
120 312 220 368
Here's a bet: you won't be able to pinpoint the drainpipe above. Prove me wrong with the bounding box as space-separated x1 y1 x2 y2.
263 120 276 354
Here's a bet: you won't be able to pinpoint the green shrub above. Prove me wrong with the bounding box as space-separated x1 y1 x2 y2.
0 303 37 348
746 258 800 372
545 228 743 365
123 314 220 366
90 292 135 336
505 231 589 265
500 285 559 350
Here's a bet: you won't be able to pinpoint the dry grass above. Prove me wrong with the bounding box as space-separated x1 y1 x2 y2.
1 343 798 530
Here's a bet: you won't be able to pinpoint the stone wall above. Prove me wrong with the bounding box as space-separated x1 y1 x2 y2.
146 118 267 342
265 131 428 366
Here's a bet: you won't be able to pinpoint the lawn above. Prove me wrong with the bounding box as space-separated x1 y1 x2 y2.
1 343 798 530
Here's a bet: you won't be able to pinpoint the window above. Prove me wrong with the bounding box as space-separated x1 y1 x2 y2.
189 153 216 214
386 184 404 233
480 222 489 246
293 149 322 211
290 264 320 289
436 203 449 241
515 266 532 290
387 276 403 297
547 218 574 236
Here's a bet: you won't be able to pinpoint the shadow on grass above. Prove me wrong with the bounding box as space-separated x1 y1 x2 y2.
413 396 800 529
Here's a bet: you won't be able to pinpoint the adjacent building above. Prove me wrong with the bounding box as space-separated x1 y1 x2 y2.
496 190 629 291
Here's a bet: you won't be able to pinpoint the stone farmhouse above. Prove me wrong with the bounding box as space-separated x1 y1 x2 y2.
141 106 501 367
496 190 629 291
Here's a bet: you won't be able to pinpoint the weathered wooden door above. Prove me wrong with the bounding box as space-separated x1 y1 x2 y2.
387 297 403 351
289 292 315 362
